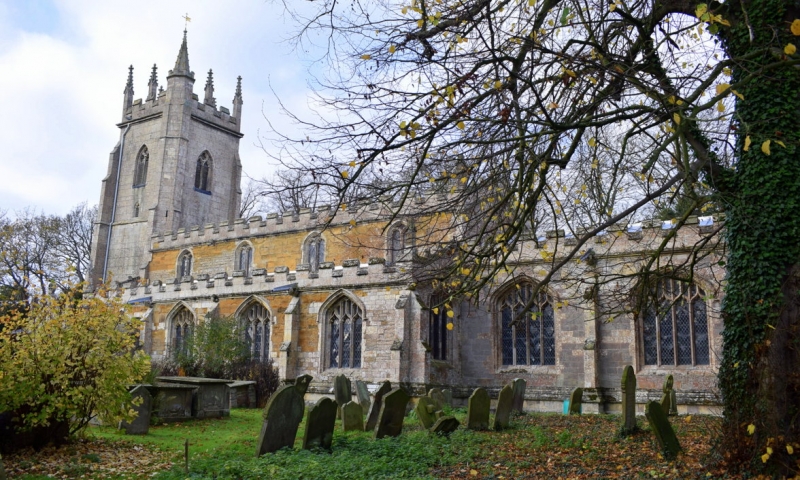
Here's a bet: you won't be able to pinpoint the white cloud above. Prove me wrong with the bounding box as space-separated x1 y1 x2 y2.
0 0 318 216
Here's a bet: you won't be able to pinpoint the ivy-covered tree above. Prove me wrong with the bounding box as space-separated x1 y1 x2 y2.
271 0 800 473
0 284 149 445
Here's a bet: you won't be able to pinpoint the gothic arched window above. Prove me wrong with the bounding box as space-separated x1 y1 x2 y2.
641 278 709 366
305 234 325 273
177 250 192 278
387 223 412 266
194 151 212 192
133 146 149 187
240 302 270 360
499 282 555 366
429 294 448 360
133 202 140 218
235 243 253 276
171 307 194 356
328 296 363 369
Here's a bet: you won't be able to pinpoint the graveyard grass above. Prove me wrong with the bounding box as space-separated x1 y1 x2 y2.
4 408 736 479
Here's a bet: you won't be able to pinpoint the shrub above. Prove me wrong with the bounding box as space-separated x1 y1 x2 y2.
0 284 150 449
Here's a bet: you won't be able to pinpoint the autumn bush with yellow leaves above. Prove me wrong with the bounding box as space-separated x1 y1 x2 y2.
0 285 149 443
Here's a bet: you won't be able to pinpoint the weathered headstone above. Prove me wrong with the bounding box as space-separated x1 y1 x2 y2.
333 375 352 417
122 385 152 435
511 378 527 413
255 384 305 456
442 389 453 407
660 374 673 415
645 401 681 460
669 389 678 416
466 387 490 430
342 401 365 432
365 380 392 432
620 365 638 435
295 374 313 397
493 384 514 430
355 380 371 413
431 416 460 436
302 397 337 451
428 388 446 411
415 396 439 430
374 388 410 439
569 387 583 415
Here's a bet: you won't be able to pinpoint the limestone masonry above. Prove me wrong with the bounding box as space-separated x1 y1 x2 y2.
91 32 724 414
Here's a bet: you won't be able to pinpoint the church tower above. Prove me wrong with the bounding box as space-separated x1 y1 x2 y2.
90 31 243 286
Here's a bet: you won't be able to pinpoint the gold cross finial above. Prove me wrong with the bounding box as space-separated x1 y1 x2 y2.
182 13 191 28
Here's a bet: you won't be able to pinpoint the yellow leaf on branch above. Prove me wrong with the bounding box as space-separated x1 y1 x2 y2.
761 139 771 155
715 83 730 95
785 43 797 55
792 19 800 36
360 54 372 60
673 113 681 125
744 136 751 151
747 424 756 435
588 137 597 147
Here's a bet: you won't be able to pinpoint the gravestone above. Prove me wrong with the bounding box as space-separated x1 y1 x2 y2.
442 389 453 407
156 377 230 418
569 387 583 415
375 388 410 439
255 384 305 456
466 387 490 430
428 388 446 411
148 384 195 422
295 374 313 397
334 375 352 417
302 397 337 451
669 389 678 416
365 381 392 432
431 416 460 436
415 396 439 430
645 401 681 460
620 365 638 435
493 384 514 430
121 385 152 435
355 380 371 413
511 378 527 413
660 375 673 415
342 401 364 431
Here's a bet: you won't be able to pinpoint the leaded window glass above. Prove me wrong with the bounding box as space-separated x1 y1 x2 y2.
499 283 555 366
642 279 709 366
328 297 363 369
177 251 192 278
133 146 149 187
194 151 212 192
429 294 448 360
172 308 193 355
241 302 270 360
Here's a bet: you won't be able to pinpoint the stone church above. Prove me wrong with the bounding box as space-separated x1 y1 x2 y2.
90 32 725 414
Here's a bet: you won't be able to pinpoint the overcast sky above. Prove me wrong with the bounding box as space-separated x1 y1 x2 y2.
0 0 320 217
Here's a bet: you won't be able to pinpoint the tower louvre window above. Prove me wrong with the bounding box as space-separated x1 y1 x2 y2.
133 146 149 187
194 151 212 193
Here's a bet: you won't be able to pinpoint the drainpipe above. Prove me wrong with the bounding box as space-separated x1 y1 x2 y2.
102 123 131 283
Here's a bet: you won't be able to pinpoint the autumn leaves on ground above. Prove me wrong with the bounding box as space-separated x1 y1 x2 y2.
4 408 742 479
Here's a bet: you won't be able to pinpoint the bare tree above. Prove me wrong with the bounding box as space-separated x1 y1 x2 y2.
271 0 800 472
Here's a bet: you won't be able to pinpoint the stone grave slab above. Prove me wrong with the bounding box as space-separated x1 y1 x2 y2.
302 397 337 451
355 380 371 413
334 375 352 417
156 377 230 418
121 385 152 435
147 384 195 422
645 401 681 460
660 374 674 415
431 416 460 436
493 385 514 431
620 365 637 435
415 396 438 430
365 381 392 432
342 401 364 432
375 388 410 439
428 388 446 411
569 387 583 415
228 380 256 408
511 378 526 413
255 384 305 456
442 389 453 407
466 387 490 430
295 374 314 397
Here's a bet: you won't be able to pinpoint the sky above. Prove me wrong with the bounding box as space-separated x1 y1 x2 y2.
0 0 321 216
